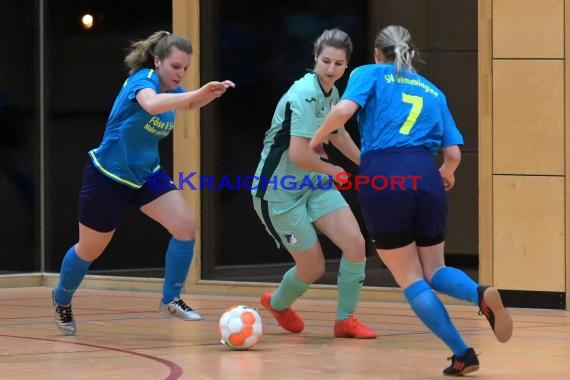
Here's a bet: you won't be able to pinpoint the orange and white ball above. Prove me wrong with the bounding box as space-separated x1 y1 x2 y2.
219 305 262 350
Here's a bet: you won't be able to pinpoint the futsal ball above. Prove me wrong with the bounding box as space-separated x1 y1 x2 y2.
219 305 262 350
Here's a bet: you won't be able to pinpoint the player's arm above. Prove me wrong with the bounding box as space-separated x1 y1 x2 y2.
187 80 236 110
136 80 235 114
289 136 345 178
440 145 461 191
329 127 360 165
439 97 463 191
309 100 359 157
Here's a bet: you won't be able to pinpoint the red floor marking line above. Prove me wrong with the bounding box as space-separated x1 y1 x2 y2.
0 334 183 380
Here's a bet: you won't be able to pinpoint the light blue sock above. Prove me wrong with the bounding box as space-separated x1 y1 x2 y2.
271 267 310 311
337 257 366 320
162 238 195 304
404 279 470 356
54 245 92 305
431 266 479 304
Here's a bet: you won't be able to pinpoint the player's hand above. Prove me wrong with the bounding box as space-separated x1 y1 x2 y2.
439 168 455 191
309 136 330 160
207 80 235 97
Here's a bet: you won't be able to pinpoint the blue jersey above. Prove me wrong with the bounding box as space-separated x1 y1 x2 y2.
89 68 184 188
341 64 463 155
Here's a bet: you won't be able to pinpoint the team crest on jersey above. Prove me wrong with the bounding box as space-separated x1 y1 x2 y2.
284 233 298 244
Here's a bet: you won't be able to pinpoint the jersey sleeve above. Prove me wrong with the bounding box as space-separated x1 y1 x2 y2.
341 67 375 107
288 93 319 138
440 98 464 147
330 88 342 134
127 70 160 102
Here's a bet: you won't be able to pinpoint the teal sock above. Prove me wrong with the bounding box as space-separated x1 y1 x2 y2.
271 267 310 311
162 238 195 304
54 245 92 305
337 257 366 320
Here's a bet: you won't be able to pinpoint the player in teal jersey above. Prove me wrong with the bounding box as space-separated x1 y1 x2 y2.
310 25 512 375
253 29 376 339
51 31 234 335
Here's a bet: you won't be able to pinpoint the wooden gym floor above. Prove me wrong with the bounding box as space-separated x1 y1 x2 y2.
0 287 568 379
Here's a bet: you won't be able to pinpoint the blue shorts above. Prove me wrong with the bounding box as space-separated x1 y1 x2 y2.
78 160 176 232
358 148 447 249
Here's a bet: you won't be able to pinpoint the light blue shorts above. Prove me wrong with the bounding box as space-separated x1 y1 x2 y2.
252 188 348 252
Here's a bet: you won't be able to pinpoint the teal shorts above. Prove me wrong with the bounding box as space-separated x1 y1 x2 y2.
252 188 348 253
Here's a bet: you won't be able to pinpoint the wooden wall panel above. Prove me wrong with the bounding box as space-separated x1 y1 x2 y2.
493 60 564 175
493 0 563 58
564 0 570 309
493 176 565 291
172 0 201 284
479 0 493 285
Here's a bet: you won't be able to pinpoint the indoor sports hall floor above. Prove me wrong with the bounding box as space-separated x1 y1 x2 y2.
0 287 568 379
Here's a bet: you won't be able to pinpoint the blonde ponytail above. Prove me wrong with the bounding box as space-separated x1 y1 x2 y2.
375 25 416 75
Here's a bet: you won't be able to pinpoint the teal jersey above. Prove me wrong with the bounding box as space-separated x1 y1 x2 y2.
89 68 184 188
252 72 338 200
342 64 463 155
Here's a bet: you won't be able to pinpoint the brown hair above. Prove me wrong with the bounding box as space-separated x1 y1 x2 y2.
124 31 193 75
313 28 353 63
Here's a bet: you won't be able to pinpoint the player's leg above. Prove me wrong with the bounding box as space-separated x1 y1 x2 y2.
377 242 479 375
414 161 513 344
139 186 202 320
311 190 376 338
420 244 513 343
53 161 124 335
253 195 318 333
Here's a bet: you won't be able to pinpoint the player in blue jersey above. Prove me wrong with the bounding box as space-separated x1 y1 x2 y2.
310 25 513 375
51 31 234 335
253 29 376 339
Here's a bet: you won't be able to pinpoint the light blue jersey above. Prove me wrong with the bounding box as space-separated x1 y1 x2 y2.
341 64 463 155
252 72 339 201
89 68 184 188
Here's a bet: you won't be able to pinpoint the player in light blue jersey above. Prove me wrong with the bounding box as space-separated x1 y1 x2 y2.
311 25 512 375
51 31 234 335
253 29 376 339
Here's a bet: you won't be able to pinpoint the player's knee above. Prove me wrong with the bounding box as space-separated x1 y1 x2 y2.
353 233 366 254
75 244 104 261
169 214 196 240
341 231 366 261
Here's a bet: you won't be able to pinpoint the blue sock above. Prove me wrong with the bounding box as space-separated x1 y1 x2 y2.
431 266 479 304
162 238 195 304
404 279 469 356
54 246 92 305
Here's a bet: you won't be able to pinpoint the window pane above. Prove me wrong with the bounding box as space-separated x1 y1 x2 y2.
44 0 173 276
0 0 40 273
200 0 478 285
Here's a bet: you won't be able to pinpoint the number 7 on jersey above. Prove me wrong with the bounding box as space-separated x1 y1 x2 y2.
399 93 423 135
